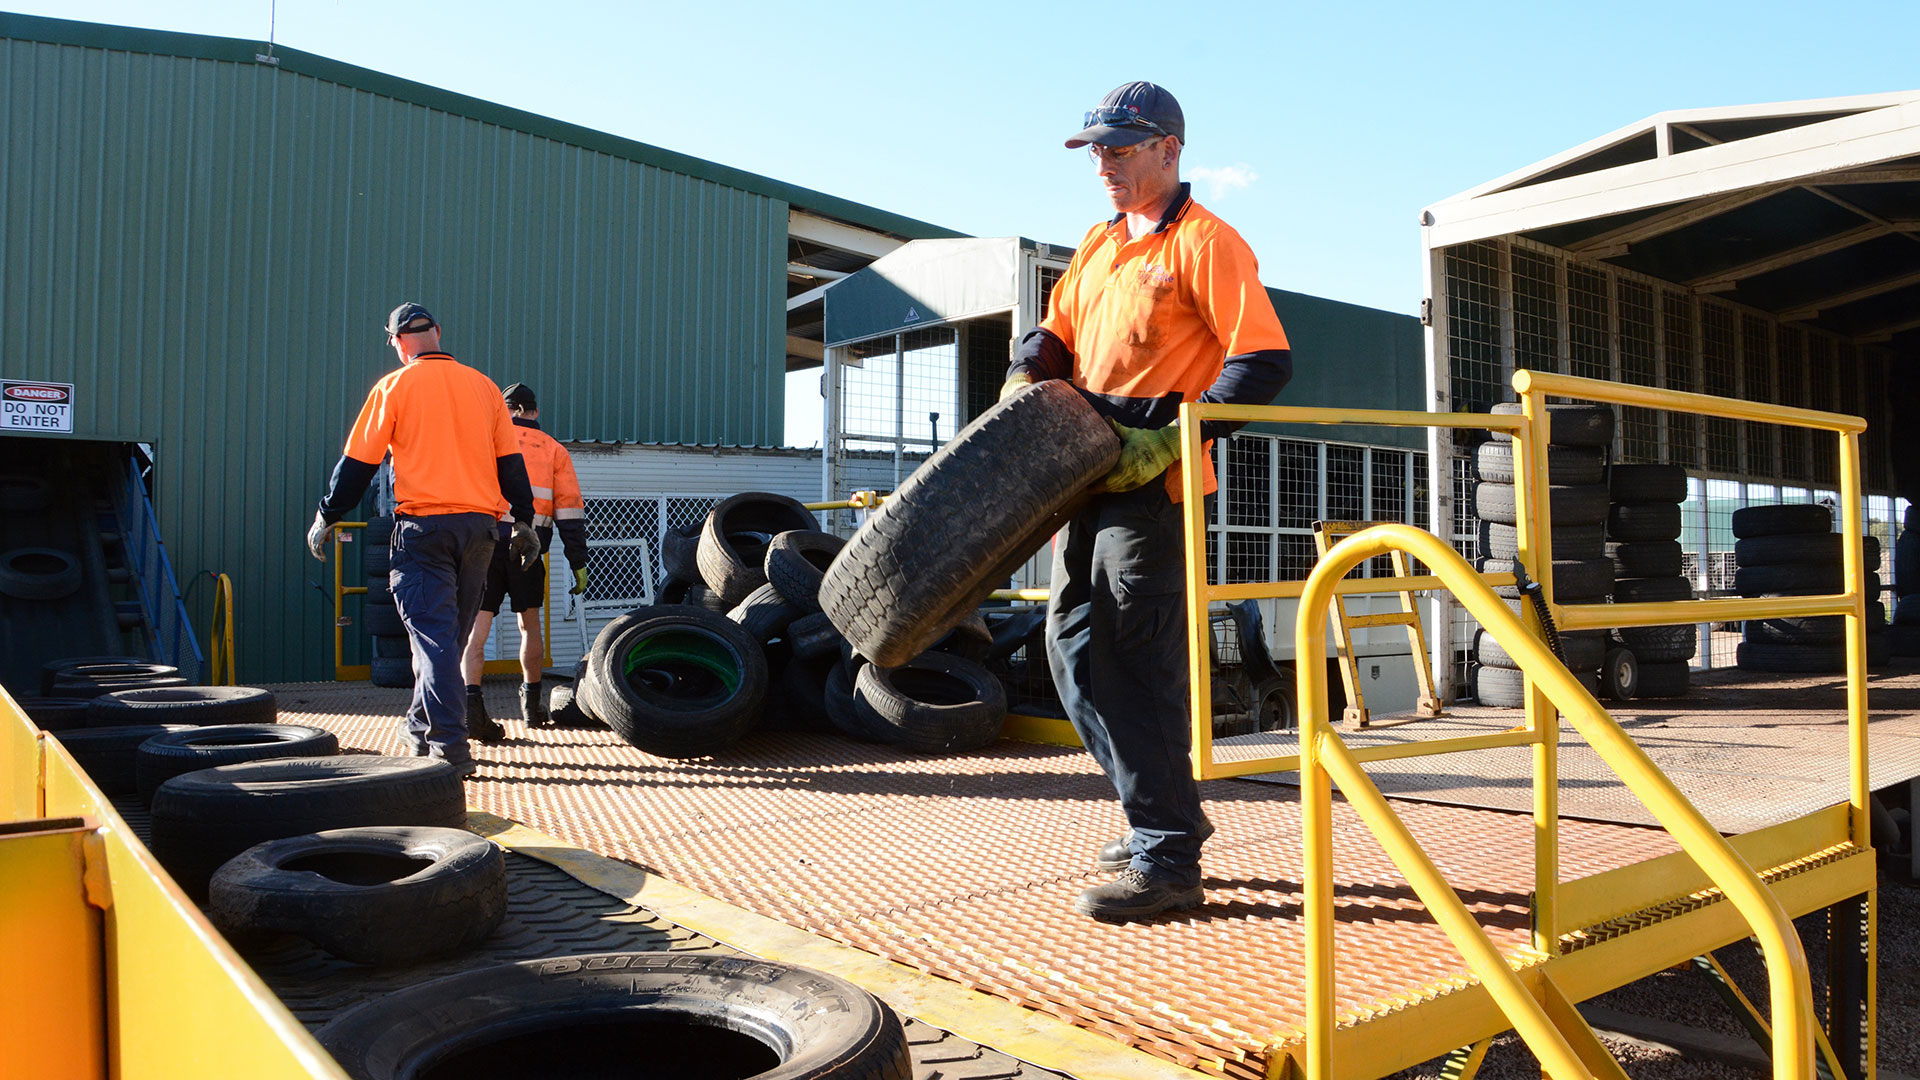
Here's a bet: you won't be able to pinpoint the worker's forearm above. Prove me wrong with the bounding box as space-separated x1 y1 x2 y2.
496 453 535 524
555 517 589 568
1009 327 1072 383
1197 349 1293 439
316 455 379 524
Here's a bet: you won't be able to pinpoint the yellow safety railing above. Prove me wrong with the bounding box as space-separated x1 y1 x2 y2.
331 522 523 682
1291 523 1814 1080
208 572 236 685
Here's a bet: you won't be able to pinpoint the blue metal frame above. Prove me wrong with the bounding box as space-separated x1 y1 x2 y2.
112 450 205 682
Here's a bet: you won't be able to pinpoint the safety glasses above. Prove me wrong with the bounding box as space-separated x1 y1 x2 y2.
1083 106 1168 136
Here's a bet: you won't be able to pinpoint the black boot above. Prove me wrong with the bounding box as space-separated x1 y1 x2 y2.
520 682 551 728
467 685 506 745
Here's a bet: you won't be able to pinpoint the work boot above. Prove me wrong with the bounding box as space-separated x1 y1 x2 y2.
1094 835 1132 873
466 686 506 745
519 682 551 728
1072 867 1204 922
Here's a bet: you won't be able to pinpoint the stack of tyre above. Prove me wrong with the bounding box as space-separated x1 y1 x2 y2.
1469 403 1616 707
1735 504 1889 673
570 491 1007 758
1892 505 1920 657
358 514 413 688
1603 464 1695 700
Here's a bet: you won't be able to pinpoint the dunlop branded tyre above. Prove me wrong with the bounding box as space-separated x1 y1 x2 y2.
820 380 1120 667
85 685 278 728
1731 504 1831 539
699 493 821 608
147 756 468 898
315 952 911 1080
853 652 1007 754
135 723 339 805
208 826 505 967
1490 402 1616 448
1473 482 1609 528
587 607 767 759
1473 441 1605 486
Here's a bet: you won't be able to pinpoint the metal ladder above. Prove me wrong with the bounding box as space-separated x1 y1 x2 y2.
1312 519 1444 729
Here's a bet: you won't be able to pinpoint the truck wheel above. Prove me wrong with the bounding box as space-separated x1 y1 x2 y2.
148 756 468 899
854 652 1006 754
209 826 505 967
699 493 821 607
1601 647 1639 701
764 530 846 612
85 685 278 728
820 381 1120 667
316 952 910 1080
134 723 339 805
586 607 766 759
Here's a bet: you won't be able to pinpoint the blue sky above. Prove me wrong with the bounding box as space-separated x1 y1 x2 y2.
16 0 1920 442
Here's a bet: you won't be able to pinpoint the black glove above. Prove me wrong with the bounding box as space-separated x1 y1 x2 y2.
509 521 540 572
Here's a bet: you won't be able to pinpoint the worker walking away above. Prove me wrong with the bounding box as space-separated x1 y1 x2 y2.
1003 83 1292 920
460 382 591 731
307 303 538 778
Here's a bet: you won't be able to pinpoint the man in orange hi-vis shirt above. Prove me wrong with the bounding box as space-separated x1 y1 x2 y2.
307 303 538 778
1002 83 1293 921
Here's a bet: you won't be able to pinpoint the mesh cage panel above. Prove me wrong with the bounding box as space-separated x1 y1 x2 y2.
1567 265 1612 382
1226 438 1271 527
1808 335 1838 485
1327 446 1366 523
1662 290 1700 469
1445 242 1503 415
1617 280 1658 463
1741 315 1776 477
1777 327 1810 482
1512 249 1559 374
1702 303 1740 473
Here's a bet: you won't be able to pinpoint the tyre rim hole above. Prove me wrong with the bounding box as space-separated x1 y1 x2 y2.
281 851 434 886
416 1016 782 1080
185 735 279 747
11 552 69 575
889 669 976 707
622 632 742 703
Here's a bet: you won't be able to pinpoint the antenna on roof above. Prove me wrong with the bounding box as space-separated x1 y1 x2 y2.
255 0 281 66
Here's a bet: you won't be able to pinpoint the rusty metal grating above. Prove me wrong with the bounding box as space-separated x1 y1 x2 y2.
269 680 1689 1079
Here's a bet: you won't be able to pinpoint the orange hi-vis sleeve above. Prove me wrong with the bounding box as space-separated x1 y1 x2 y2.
501 424 587 527
1038 197 1289 500
343 354 518 518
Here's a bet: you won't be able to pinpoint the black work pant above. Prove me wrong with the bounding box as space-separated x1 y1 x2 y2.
390 512 496 764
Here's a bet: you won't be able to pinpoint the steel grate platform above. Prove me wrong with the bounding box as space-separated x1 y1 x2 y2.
268 680 1697 1078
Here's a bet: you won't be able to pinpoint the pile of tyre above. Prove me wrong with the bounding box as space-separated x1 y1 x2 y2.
1603 464 1695 699
1892 505 1920 657
565 491 1010 758
1469 403 1615 707
1734 504 1889 673
357 514 414 689
22 655 508 968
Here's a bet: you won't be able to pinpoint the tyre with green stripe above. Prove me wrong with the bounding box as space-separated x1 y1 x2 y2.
584 607 767 759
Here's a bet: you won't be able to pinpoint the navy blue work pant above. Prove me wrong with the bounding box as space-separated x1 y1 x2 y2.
390 512 496 764
1045 483 1211 886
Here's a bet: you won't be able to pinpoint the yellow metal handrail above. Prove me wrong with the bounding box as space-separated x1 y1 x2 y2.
330 521 370 682
209 572 236 685
1295 523 1814 1080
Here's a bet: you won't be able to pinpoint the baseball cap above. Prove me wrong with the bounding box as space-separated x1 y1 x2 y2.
502 383 538 409
383 302 437 337
1064 82 1185 149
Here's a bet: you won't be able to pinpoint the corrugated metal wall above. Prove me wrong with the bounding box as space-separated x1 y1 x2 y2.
0 30 787 681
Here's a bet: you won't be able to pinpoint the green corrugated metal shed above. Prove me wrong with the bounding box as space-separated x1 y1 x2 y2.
0 12 958 682
1258 288 1426 451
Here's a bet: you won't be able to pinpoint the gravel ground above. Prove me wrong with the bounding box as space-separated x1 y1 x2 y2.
1387 871 1918 1079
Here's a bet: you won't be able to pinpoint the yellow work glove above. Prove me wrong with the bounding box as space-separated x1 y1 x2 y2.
571 567 589 595
997 372 1033 403
1099 420 1182 493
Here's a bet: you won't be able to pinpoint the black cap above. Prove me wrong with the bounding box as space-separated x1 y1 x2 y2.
383 302 436 337
502 383 537 409
1065 82 1185 149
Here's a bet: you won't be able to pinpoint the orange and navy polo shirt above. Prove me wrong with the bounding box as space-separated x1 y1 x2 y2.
340 353 521 518
1011 183 1292 500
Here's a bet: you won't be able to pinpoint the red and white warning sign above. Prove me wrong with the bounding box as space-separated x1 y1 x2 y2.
2 380 75 432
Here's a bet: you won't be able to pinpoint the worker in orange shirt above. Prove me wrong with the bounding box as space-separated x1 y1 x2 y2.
1003 83 1292 920
307 303 538 778
461 382 591 731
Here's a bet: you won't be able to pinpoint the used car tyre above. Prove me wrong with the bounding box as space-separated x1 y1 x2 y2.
853 651 1007 754
134 723 339 805
1607 464 1687 505
0 547 83 600
1490 402 1616 448
86 685 278 728
1473 441 1605 486
1478 521 1605 561
147 756 468 898
316 952 910 1080
208 826 505 967
763 530 847 613
699 493 822 608
582 606 767 759
1473 482 1610 528
1731 503 1831 539
47 724 196 796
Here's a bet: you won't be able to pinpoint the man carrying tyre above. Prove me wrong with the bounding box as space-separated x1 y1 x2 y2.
307 303 538 778
1003 83 1292 920
460 383 591 731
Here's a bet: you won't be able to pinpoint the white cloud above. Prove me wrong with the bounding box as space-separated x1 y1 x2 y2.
1190 164 1258 200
